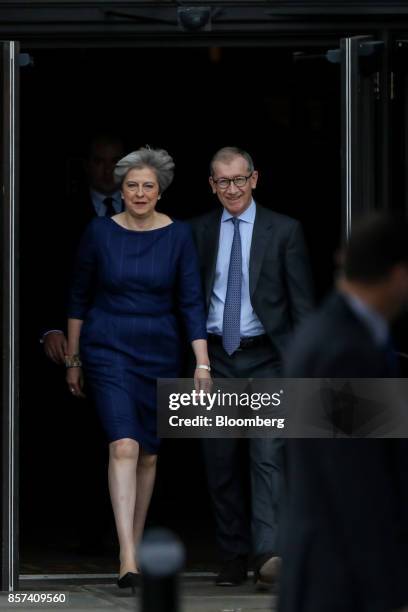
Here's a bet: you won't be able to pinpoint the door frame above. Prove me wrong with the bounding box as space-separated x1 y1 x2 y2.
0 23 403 587
1 39 20 592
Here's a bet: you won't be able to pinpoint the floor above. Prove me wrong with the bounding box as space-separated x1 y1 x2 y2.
2 577 277 612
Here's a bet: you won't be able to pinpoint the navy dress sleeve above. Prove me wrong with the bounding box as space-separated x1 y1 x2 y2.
67 219 98 320
176 224 207 342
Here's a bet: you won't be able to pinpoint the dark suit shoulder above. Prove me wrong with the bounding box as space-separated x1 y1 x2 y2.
255 205 300 231
190 205 299 230
285 292 383 377
294 293 371 345
189 209 221 232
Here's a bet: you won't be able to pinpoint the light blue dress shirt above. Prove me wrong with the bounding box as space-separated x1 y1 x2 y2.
90 189 122 216
207 199 265 337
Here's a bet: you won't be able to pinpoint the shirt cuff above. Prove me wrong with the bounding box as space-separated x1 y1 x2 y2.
40 329 64 344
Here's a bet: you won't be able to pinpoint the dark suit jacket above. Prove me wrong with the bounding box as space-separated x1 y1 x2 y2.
190 204 314 361
280 292 408 612
285 291 393 378
39 189 118 335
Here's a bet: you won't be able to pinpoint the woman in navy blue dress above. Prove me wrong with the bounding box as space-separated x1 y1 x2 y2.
65 147 210 588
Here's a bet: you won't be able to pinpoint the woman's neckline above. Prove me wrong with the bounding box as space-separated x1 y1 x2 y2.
108 217 174 233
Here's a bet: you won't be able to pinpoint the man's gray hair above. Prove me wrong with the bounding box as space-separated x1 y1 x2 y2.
114 147 175 193
210 146 255 176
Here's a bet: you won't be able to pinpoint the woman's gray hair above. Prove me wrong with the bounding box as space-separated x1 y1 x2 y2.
114 147 175 193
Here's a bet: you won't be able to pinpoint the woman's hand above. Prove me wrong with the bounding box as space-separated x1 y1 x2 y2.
66 366 86 398
194 366 212 393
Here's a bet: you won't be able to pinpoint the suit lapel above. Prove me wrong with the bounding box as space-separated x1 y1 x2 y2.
203 210 222 309
249 205 272 297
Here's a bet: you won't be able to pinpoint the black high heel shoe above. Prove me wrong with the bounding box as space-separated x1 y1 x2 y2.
117 571 140 594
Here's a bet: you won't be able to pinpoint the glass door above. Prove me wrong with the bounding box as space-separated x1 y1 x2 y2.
295 34 388 242
1 39 20 591
393 38 408 215
338 35 386 238
337 33 408 370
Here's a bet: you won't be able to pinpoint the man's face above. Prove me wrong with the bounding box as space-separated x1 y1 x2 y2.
209 155 258 216
86 140 124 195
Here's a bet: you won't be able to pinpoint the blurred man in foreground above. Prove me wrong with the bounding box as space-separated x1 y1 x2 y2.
280 213 408 612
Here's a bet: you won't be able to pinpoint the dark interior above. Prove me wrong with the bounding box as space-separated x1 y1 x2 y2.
19 45 341 574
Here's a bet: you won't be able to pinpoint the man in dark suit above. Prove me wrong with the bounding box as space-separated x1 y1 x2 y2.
191 146 314 587
38 133 124 555
280 214 408 612
41 133 125 361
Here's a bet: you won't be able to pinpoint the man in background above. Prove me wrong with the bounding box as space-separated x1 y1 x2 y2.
38 134 125 556
42 133 125 360
281 213 408 612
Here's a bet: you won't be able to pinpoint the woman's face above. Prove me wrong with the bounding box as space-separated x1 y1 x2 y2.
121 166 160 218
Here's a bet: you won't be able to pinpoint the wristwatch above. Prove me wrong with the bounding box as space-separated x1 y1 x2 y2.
64 353 82 368
196 364 211 371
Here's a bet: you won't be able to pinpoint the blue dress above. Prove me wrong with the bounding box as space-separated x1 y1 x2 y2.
68 217 207 453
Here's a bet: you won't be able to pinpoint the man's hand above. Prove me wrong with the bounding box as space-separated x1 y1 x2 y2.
43 332 68 365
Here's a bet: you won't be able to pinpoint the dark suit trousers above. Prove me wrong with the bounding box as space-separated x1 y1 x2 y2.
203 340 283 562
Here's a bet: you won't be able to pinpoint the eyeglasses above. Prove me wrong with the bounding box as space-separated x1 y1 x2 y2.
211 173 253 190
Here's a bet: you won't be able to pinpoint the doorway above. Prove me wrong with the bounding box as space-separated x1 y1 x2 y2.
18 44 340 575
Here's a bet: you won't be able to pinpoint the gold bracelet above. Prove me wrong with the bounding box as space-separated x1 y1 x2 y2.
64 354 82 368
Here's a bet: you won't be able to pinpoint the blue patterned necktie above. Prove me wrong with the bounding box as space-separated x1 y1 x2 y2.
222 217 242 356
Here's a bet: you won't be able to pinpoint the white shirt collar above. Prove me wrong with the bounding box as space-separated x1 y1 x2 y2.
221 199 256 224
